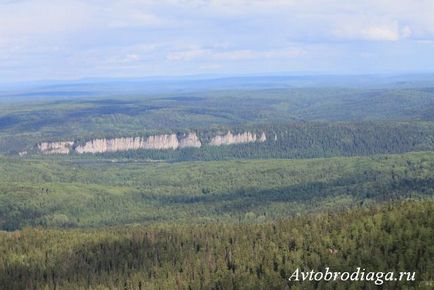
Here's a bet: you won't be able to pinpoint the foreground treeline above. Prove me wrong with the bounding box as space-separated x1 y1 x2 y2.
0 199 432 289
1 152 434 230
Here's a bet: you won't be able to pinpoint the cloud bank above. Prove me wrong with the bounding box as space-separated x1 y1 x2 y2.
0 0 433 81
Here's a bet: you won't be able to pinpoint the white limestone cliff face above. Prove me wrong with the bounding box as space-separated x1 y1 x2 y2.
38 141 74 154
209 131 266 146
179 132 202 148
75 137 143 154
38 131 268 155
142 134 179 150
75 134 180 154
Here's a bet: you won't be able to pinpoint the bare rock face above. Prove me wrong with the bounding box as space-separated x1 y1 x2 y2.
209 131 265 146
179 132 202 148
75 137 143 154
75 134 180 154
38 131 269 155
142 134 179 150
38 141 74 154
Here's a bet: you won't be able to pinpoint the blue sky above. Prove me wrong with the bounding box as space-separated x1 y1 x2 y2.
1 0 434 82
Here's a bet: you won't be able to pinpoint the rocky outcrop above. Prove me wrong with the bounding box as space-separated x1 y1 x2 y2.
142 134 179 150
209 131 265 146
179 132 202 148
38 131 267 154
74 133 202 154
75 134 180 154
75 137 142 154
38 141 74 154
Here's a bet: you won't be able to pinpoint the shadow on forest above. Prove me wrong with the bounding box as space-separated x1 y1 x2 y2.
151 174 434 213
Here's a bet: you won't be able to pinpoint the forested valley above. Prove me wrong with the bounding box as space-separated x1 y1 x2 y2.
1 152 434 229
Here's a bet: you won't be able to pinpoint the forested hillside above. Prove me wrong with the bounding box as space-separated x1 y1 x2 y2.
2 85 434 156
4 121 434 162
94 122 434 161
1 152 433 230
1 199 432 289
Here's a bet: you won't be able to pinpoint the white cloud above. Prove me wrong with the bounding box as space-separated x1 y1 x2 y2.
108 13 166 28
332 19 415 41
167 47 304 61
334 24 399 41
214 48 305 60
362 26 400 41
416 39 434 44
0 0 170 40
0 1 93 37
166 49 208 61
1 0 434 81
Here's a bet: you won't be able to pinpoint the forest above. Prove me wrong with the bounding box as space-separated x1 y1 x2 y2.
1 77 433 289
0 199 432 289
2 0 434 285
1 151 434 230
88 121 434 161
2 84 434 156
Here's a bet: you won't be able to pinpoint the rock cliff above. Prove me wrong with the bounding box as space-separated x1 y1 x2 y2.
38 131 266 154
179 132 202 148
75 134 180 154
209 131 265 146
38 141 74 154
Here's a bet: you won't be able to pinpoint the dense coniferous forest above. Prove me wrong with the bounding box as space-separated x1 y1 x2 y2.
1 152 434 230
0 199 432 289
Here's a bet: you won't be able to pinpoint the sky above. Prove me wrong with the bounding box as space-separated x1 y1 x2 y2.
0 0 434 82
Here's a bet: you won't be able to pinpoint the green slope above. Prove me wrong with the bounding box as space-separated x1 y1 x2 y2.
1 152 434 229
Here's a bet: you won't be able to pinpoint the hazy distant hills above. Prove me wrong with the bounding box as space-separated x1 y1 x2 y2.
1 73 434 158
2 73 434 102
